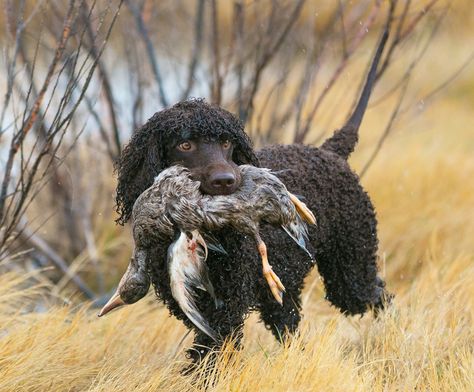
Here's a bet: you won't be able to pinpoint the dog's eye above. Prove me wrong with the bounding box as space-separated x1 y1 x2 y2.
222 140 231 149
177 141 194 152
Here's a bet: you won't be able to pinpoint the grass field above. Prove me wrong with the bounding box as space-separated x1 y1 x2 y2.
1 6 473 392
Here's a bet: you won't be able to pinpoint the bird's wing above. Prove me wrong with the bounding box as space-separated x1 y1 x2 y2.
174 278 219 342
191 235 224 309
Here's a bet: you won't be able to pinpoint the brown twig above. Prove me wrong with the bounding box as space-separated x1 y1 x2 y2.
371 1 448 109
240 0 305 123
81 2 121 159
234 1 245 119
181 0 205 100
359 74 409 178
19 223 96 299
209 0 223 105
360 7 447 177
0 0 26 139
125 0 169 108
0 0 122 263
0 0 75 224
294 0 382 143
405 51 474 114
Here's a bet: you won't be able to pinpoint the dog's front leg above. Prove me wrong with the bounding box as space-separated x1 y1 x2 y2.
182 300 246 375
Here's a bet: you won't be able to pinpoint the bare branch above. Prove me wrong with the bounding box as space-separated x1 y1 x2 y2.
294 0 383 143
409 51 474 111
181 0 205 100
359 75 409 178
125 0 169 107
0 0 76 223
0 0 26 137
210 0 223 105
19 224 96 299
240 0 305 123
234 1 245 119
360 6 448 177
338 0 348 58
0 0 123 263
81 2 121 159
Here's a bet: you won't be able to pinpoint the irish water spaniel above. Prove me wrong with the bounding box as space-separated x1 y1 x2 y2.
114 32 391 364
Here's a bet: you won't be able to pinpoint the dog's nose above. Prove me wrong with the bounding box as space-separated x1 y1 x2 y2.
210 172 236 190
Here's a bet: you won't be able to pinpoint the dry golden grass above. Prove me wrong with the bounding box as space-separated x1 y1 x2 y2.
1 13 473 392
1 113 473 391
0 233 472 391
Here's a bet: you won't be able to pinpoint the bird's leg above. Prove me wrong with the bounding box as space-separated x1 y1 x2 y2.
289 192 316 225
255 234 285 305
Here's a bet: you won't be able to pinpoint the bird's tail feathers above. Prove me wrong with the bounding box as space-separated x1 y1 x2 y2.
282 221 313 260
202 232 228 255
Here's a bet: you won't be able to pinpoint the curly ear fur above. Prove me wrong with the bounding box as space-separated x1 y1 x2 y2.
114 99 258 225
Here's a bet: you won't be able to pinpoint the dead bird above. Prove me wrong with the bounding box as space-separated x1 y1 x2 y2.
167 230 221 341
148 164 315 304
99 165 316 337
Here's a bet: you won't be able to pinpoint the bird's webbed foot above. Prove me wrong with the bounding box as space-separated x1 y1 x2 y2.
257 238 285 305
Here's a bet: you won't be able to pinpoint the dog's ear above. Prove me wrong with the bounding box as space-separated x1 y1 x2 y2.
114 118 165 225
231 124 259 167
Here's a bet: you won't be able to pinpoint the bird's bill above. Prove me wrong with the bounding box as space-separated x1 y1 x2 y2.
289 193 316 225
97 290 126 317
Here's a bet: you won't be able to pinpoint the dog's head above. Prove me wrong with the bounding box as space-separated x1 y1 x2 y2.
166 131 242 197
115 99 258 225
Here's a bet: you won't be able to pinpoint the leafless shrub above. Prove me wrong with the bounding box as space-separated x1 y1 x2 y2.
110 1 451 148
0 0 122 297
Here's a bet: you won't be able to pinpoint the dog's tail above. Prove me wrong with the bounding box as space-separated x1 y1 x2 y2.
321 29 389 160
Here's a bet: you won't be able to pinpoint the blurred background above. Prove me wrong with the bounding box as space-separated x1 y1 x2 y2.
0 1 472 390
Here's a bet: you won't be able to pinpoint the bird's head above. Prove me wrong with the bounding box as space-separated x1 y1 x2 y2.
97 254 150 317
